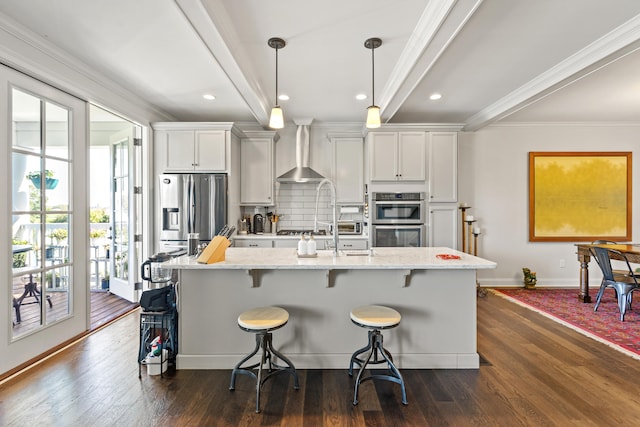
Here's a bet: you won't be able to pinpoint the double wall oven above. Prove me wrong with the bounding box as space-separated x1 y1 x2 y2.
371 192 426 247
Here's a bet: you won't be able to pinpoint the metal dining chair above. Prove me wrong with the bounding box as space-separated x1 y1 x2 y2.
589 246 640 321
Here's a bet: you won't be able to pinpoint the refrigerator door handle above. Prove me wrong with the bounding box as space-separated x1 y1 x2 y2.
189 175 196 233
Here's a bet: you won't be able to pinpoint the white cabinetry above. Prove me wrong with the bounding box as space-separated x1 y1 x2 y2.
234 239 273 248
153 123 231 172
338 239 368 250
329 134 364 204
369 131 426 181
428 205 458 248
240 131 277 206
428 132 458 202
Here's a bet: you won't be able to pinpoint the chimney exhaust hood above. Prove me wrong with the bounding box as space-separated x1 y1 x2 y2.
277 119 325 183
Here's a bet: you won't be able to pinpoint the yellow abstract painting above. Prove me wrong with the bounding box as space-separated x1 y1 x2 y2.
529 152 632 242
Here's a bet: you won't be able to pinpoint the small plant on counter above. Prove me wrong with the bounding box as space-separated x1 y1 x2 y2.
522 267 537 289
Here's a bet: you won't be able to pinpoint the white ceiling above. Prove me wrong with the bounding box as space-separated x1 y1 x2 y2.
2 0 640 130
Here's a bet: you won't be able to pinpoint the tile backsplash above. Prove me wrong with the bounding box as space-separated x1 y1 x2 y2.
241 182 363 232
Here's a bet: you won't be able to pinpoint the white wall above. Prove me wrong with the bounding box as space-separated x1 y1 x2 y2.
459 124 640 287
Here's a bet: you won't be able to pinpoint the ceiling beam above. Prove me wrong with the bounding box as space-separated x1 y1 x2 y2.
463 13 640 131
175 0 270 126
381 0 483 124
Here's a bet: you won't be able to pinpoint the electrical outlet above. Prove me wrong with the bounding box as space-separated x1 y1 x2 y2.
559 259 566 268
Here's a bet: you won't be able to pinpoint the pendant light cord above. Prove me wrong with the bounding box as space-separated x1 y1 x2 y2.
371 46 375 106
275 46 279 107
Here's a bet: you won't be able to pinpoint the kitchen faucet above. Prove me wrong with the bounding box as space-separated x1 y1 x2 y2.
313 178 339 256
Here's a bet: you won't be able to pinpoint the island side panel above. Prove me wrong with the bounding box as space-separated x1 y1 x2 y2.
177 267 478 369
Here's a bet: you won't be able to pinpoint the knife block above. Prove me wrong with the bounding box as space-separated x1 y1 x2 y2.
197 236 231 264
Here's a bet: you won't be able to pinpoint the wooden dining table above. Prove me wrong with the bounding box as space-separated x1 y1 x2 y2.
575 243 640 303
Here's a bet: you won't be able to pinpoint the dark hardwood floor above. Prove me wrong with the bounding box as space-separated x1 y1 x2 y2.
2 291 640 426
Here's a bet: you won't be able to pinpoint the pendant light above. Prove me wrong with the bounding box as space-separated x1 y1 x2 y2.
365 37 382 129
268 37 286 129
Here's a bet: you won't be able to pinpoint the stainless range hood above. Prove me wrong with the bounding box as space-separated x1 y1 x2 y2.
277 119 325 183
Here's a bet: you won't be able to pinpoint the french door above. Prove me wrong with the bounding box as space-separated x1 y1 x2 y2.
4 64 88 346
109 126 143 302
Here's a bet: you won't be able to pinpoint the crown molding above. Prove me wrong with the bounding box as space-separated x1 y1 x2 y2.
0 12 173 124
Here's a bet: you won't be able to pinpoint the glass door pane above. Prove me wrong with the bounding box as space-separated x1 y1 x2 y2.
11 87 72 337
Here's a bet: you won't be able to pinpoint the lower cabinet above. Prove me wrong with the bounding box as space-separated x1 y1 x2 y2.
338 239 368 250
234 239 273 248
273 239 298 249
428 205 458 249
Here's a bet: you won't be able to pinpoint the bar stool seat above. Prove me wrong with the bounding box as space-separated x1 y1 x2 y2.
229 306 299 413
348 305 407 405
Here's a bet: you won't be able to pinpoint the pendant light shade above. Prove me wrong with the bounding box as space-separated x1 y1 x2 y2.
364 37 382 129
366 105 381 129
268 37 286 129
269 106 284 129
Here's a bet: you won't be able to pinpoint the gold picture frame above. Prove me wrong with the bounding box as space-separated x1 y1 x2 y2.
529 152 632 242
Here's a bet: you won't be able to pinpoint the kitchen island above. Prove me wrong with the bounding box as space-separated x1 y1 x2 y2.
166 247 496 370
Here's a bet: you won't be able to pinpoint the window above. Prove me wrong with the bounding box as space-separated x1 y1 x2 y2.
11 88 72 336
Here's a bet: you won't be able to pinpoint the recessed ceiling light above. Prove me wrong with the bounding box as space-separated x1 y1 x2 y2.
429 93 442 101
203 94 216 100
279 94 290 101
356 93 367 100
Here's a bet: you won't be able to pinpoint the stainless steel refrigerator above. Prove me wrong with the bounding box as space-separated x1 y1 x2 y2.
158 173 227 252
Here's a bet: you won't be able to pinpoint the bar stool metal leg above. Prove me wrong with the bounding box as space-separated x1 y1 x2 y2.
350 329 407 405
229 307 299 412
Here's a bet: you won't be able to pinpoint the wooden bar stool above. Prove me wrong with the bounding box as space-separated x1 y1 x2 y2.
348 305 407 405
229 306 299 413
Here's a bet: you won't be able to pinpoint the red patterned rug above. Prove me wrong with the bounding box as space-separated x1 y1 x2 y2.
492 288 640 359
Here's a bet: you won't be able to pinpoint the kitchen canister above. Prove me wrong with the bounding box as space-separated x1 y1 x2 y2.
188 233 199 256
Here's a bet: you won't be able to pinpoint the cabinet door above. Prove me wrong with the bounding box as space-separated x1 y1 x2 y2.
240 137 274 205
164 130 196 171
398 132 426 181
234 239 273 248
369 133 398 181
429 132 457 202
273 239 299 248
195 130 226 171
333 137 364 204
338 239 368 250
429 205 458 248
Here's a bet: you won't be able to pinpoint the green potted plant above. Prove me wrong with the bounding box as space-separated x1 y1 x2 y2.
522 267 537 289
49 228 68 244
90 228 107 246
27 169 58 189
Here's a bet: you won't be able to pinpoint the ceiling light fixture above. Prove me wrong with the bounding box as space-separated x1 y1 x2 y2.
203 94 216 100
429 93 442 101
364 37 382 129
268 37 286 129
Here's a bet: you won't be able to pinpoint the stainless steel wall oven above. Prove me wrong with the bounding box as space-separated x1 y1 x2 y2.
371 192 426 247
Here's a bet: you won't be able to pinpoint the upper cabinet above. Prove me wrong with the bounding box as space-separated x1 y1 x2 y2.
329 134 364 204
368 131 426 181
153 123 234 173
240 131 277 206
428 132 458 203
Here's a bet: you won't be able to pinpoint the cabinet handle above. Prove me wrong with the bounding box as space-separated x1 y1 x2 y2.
344 244 353 247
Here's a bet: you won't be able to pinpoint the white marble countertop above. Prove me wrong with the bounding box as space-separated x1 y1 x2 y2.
166 247 496 270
